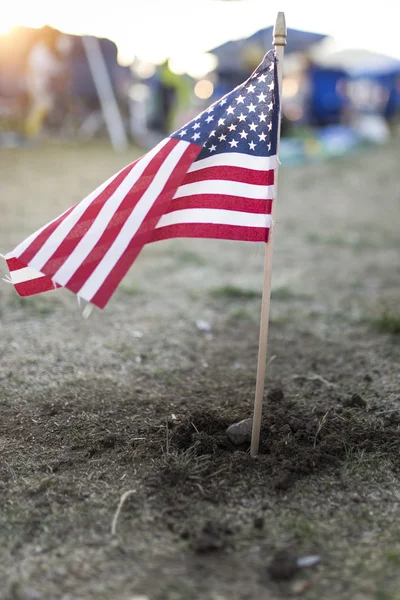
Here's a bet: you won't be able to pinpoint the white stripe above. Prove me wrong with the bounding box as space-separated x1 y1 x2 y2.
52 139 170 286
75 140 190 302
156 209 272 229
188 153 276 173
173 180 274 200
8 266 46 284
9 167 125 260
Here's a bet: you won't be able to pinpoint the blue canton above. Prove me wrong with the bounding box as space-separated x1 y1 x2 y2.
172 50 279 160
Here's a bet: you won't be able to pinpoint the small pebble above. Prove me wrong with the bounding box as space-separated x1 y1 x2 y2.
226 418 252 445
196 320 212 332
132 330 144 338
297 555 321 568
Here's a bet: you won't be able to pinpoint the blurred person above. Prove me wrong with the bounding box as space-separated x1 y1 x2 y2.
24 27 67 138
150 58 189 134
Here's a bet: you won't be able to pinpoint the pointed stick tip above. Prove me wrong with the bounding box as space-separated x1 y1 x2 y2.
273 12 287 46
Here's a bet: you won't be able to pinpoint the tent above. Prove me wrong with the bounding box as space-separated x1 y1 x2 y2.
210 26 328 74
308 65 348 126
209 26 329 103
316 49 400 118
0 26 132 111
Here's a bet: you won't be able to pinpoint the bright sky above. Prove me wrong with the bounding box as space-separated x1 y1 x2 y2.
1 0 399 75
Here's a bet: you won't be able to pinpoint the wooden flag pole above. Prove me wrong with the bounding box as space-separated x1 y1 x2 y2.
250 12 287 457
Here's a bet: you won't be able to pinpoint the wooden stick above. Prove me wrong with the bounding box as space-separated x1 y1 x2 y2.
250 12 287 457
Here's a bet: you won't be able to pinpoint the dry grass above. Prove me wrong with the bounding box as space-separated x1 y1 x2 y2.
0 139 399 600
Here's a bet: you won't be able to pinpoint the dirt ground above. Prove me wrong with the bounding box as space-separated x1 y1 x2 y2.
0 139 399 600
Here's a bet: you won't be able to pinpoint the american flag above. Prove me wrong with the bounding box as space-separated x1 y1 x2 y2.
4 50 279 310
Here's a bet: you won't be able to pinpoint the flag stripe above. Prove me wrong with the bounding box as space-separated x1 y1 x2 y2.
51 138 179 289
184 165 274 186
12 277 58 297
77 140 199 306
165 194 273 215
65 138 187 294
152 223 270 243
173 180 274 200
188 152 276 172
35 162 138 277
156 208 272 229
7 265 48 284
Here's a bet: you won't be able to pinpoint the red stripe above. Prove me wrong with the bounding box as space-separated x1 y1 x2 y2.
166 195 273 215
33 162 137 277
152 223 270 243
6 256 28 271
184 165 274 186
64 139 181 294
90 142 201 309
14 276 60 297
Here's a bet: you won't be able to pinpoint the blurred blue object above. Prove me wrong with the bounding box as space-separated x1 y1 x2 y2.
309 66 348 126
348 58 400 118
317 125 360 155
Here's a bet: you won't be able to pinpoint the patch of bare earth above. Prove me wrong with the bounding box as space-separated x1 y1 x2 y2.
0 141 399 599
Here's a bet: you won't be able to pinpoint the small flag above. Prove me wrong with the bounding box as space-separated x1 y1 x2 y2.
4 50 279 310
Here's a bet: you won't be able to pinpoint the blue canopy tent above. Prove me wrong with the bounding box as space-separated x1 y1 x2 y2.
348 59 400 119
308 65 348 126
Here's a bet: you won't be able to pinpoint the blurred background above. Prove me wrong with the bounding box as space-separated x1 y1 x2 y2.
0 0 399 160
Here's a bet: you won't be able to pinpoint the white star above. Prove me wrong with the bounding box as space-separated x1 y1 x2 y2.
192 122 200 130
268 122 272 131
257 92 267 103
268 81 275 91
238 113 247 122
249 122 258 132
178 129 187 137
208 144 217 152
267 143 271 151
247 103 256 113
269 62 274 71
226 106 235 115
228 139 239 148
267 102 273 111
218 118 225 126
259 112 267 122
219 98 227 106
246 83 256 93
239 130 248 139
209 130 216 137
192 132 201 141
258 73 267 83
228 123 237 131
248 141 256 151
206 105 214 113
258 132 267 141
218 133 227 141
236 94 245 104
206 115 214 123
